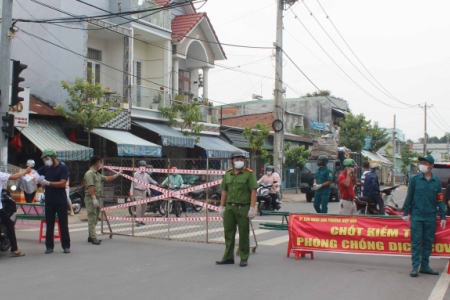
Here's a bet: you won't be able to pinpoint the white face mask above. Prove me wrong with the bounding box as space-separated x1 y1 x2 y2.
234 161 245 169
44 159 53 167
139 167 146 173
418 165 429 173
266 171 272 175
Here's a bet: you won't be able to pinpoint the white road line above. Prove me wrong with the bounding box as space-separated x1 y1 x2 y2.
258 235 289 246
428 262 450 300
170 227 224 238
133 225 203 236
210 229 272 242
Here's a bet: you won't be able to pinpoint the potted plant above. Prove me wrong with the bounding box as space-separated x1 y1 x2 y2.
152 93 162 104
175 94 184 101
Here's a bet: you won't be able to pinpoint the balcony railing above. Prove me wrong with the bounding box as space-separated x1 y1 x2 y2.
131 0 171 29
131 85 166 109
98 92 128 109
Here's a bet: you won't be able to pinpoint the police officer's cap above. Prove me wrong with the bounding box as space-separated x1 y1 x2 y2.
318 155 329 163
231 151 245 159
418 154 435 164
138 160 147 167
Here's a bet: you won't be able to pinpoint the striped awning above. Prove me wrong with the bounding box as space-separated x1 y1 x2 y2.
195 136 249 158
20 119 93 161
92 129 162 157
361 150 392 167
133 121 195 148
221 131 273 150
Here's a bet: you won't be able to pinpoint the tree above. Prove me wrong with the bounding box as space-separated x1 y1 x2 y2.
368 125 390 152
242 123 270 169
339 112 371 153
284 145 310 169
428 136 440 144
55 77 122 147
159 100 204 143
400 144 420 174
302 90 344 100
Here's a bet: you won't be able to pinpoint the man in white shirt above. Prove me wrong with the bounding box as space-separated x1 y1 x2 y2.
0 166 32 256
130 161 159 226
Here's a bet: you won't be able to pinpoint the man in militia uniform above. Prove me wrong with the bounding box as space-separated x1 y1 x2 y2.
84 156 122 245
216 151 258 267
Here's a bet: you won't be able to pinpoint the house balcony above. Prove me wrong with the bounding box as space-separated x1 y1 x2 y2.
131 85 169 110
131 0 171 30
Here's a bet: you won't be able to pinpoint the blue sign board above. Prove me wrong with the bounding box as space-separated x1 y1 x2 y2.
117 144 162 157
311 120 327 131
364 136 372 150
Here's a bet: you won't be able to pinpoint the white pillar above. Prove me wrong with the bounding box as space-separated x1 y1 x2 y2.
172 59 179 98
202 67 209 100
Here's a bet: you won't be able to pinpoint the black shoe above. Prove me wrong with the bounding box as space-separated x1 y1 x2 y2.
140 222 145 225
240 260 248 267
63 248 70 254
45 249 53 254
91 238 101 245
135 222 141 227
419 268 439 275
88 237 102 243
410 269 418 277
215 258 234 265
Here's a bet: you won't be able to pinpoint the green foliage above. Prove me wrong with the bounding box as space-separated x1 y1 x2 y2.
243 123 270 163
302 90 343 100
400 144 420 173
368 125 390 152
55 77 122 146
339 112 371 153
159 101 204 143
290 127 306 136
284 145 310 169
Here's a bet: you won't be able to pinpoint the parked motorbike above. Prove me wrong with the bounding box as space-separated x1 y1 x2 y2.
183 184 204 213
355 185 402 215
40 186 83 214
257 182 280 215
127 189 164 217
208 186 222 212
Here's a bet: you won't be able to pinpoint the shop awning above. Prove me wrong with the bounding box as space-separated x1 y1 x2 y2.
196 136 249 158
361 150 392 167
221 131 273 150
20 119 93 161
92 129 162 157
133 121 195 148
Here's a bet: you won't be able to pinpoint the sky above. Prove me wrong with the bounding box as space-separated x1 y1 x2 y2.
197 0 450 142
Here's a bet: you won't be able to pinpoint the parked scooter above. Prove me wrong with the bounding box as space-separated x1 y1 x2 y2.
127 189 164 217
40 186 83 215
183 183 204 212
208 186 222 212
257 182 281 215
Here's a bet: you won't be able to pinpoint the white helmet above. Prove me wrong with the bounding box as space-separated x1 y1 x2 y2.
26 159 35 167
369 163 380 170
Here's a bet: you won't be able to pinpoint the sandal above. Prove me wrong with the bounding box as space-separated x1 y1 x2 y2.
11 251 25 257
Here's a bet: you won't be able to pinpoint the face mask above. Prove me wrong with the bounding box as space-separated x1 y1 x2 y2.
234 161 245 169
266 171 272 175
139 167 146 173
98 164 103 170
44 159 53 167
419 165 429 173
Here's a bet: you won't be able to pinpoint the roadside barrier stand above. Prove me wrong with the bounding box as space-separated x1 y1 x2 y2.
99 158 256 251
287 213 450 273
15 203 60 242
259 211 289 230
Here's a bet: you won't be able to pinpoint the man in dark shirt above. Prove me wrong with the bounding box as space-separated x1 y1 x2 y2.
363 163 384 215
37 149 70 254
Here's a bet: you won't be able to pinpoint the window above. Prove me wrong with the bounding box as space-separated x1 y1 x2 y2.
178 69 191 101
87 48 102 84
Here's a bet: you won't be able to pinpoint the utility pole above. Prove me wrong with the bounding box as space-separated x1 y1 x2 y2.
423 103 427 155
0 0 13 171
392 115 396 187
273 0 284 183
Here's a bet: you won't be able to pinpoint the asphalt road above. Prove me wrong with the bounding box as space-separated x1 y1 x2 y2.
2 188 450 300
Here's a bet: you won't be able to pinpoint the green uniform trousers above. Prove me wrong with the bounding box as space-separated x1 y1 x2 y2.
313 190 330 214
223 204 250 261
85 197 101 239
410 216 436 269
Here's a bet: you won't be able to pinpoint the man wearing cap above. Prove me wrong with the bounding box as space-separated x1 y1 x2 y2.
216 151 258 267
84 156 122 245
37 150 71 254
130 160 160 227
402 154 446 277
313 155 333 214
338 158 358 215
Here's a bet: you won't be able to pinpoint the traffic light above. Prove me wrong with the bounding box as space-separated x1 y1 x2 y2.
1 114 15 138
11 60 27 107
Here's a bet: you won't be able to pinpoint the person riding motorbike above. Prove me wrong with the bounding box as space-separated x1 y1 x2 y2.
363 163 384 215
257 165 281 210
159 167 187 217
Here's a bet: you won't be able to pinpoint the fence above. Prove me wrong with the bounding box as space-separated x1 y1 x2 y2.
99 158 245 244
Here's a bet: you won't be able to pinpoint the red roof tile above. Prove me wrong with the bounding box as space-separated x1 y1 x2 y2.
30 95 61 116
172 13 226 59
155 0 171 6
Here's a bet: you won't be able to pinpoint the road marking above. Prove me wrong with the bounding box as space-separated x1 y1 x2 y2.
170 227 223 238
258 235 289 246
209 229 271 242
428 262 450 300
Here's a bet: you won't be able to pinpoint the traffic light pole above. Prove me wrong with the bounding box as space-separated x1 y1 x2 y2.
0 0 13 171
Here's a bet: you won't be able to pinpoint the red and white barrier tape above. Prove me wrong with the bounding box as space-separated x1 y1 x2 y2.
104 165 226 175
174 194 220 211
101 194 167 211
106 216 223 222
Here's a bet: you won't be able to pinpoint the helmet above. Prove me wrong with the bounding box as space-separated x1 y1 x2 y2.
370 163 380 170
343 158 356 167
317 155 329 166
41 149 56 159
230 150 245 159
138 160 147 167
265 165 275 172
26 159 35 167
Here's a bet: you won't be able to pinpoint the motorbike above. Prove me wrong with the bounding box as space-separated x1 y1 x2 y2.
355 185 402 215
183 183 204 213
0 188 15 252
208 186 222 212
161 184 183 218
257 182 280 215
127 189 164 217
40 186 83 215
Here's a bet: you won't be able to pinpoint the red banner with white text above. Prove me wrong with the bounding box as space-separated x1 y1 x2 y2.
289 214 450 256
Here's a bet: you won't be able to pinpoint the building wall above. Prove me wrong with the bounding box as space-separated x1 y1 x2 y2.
413 143 450 162
179 25 216 64
221 113 274 130
133 39 166 90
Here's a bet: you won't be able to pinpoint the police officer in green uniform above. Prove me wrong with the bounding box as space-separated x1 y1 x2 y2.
402 154 446 277
83 156 122 245
216 151 258 267
313 155 333 213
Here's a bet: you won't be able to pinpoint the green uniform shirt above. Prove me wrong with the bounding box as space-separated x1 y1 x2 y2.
220 168 258 204
314 166 333 192
403 172 446 219
84 167 107 199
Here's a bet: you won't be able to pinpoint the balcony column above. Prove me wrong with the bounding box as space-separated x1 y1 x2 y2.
172 58 179 98
202 67 210 100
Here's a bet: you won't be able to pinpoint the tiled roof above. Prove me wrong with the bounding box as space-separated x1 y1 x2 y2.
171 13 226 59
30 95 61 116
155 0 171 6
